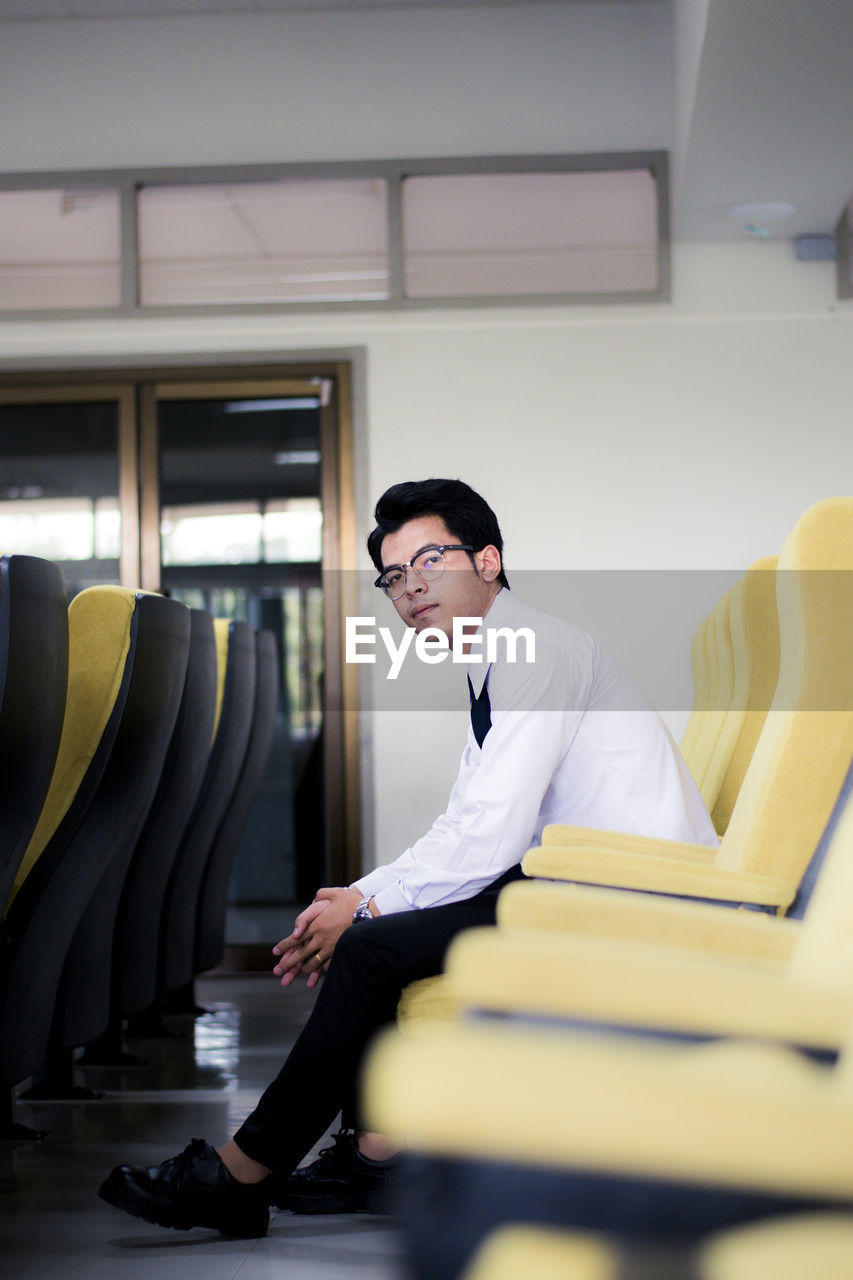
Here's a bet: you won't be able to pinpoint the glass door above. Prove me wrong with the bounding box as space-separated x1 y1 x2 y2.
142 379 334 946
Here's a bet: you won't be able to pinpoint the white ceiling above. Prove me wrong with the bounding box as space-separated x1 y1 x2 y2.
0 0 642 14
0 0 849 243
675 0 853 241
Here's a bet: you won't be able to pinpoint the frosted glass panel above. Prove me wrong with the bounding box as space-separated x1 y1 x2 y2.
139 178 389 304
0 188 121 309
402 169 659 297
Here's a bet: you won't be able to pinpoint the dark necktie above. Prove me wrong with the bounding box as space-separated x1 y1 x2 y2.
467 674 492 748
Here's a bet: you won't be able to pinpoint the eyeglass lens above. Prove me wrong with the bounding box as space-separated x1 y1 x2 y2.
383 548 447 598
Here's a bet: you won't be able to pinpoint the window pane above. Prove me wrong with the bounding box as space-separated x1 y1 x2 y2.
402 169 660 298
161 503 263 566
0 497 95 560
138 178 389 305
0 188 121 310
264 498 322 563
0 400 121 592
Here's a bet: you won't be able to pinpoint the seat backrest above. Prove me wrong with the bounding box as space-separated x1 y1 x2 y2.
52 593 195 1052
159 617 257 995
707 556 780 835
716 497 853 887
685 593 733 803
679 613 712 774
7 585 138 909
0 587 190 1085
115 607 218 1020
0 554 68 911
194 627 280 976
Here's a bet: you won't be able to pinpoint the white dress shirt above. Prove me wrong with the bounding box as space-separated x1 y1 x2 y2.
356 589 718 915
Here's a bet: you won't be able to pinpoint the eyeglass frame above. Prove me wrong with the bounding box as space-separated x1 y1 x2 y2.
374 543 475 599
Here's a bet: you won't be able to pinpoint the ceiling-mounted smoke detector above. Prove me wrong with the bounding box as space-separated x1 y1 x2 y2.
726 201 797 237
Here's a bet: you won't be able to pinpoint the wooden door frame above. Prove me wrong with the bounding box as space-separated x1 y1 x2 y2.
0 357 361 890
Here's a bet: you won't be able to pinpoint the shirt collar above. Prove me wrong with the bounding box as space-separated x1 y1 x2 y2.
465 587 512 697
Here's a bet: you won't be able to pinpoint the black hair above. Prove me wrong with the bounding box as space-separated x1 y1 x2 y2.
367 478 509 589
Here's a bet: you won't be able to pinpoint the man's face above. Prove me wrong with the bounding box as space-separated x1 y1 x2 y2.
379 515 497 643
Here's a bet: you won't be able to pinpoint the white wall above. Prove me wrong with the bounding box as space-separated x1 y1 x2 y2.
0 3 851 870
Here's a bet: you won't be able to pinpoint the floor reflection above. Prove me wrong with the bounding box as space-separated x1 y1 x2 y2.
193 1006 242 1090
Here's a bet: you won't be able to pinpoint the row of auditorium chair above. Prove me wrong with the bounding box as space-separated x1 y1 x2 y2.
369 495 853 1279
0 560 278 1136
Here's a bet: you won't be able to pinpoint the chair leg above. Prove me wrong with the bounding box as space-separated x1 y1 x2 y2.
125 999 185 1039
77 1023 147 1068
17 1045 102 1101
163 979 208 1018
1 1086 48 1142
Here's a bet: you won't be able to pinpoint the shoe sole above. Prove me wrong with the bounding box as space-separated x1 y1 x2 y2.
277 1187 392 1216
98 1178 268 1238
277 1192 369 1215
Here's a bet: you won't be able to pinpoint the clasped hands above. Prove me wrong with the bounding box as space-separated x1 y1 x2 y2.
272 885 363 989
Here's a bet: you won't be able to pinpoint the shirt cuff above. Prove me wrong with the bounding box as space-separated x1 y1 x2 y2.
369 882 412 916
352 867 396 900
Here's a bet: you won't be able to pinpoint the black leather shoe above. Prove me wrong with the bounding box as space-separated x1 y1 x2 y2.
275 1129 399 1215
98 1138 269 1237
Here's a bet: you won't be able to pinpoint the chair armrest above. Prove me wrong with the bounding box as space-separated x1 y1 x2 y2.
541 825 716 862
365 1022 853 1198
522 845 794 909
496 880 800 968
444 927 851 1050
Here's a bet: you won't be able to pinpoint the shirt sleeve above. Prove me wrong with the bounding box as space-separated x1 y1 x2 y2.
355 644 590 914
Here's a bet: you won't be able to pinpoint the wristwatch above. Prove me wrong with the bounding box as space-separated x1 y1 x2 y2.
352 897 374 923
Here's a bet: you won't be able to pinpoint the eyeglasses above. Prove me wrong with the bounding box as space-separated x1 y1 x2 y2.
374 544 474 600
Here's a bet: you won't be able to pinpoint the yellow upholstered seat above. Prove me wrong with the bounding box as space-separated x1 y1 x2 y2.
365 1016 853 1275
524 498 853 912
688 589 734 807
460 1215 853 1280
698 1214 853 1280
461 1225 616 1280
705 556 779 835
440 760 853 1051
679 611 712 783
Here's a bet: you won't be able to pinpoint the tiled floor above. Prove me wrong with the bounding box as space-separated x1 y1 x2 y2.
1 975 407 1279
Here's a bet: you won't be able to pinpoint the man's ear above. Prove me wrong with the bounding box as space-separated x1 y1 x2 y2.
476 544 502 583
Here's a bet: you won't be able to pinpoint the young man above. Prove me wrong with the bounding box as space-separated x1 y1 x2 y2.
99 478 716 1238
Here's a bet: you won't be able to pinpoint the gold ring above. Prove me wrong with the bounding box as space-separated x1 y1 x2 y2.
315 953 323 965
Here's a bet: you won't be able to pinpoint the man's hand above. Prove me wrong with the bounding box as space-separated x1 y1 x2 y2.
272 898 331 988
272 887 365 988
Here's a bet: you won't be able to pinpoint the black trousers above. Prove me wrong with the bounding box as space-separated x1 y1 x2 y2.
233 865 523 1174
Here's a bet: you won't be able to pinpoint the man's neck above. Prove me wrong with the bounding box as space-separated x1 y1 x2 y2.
459 584 503 655
481 583 503 619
